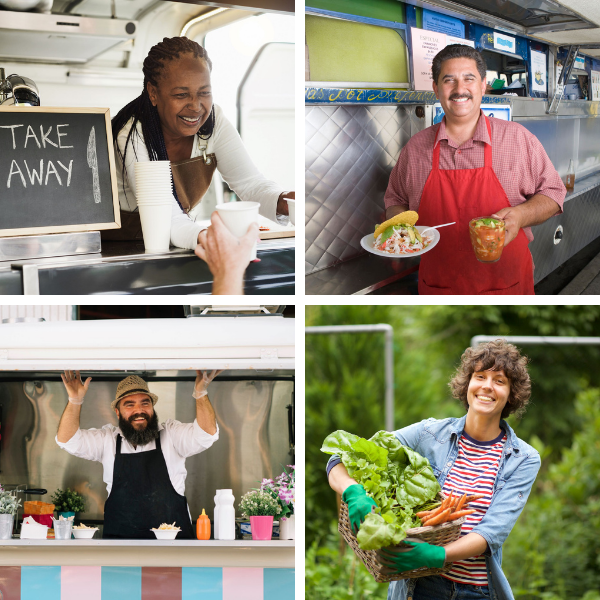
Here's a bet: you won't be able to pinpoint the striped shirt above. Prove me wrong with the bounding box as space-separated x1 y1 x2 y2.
441 430 506 586
384 111 566 244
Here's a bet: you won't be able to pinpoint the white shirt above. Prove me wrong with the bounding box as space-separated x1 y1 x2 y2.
115 103 284 250
55 419 219 496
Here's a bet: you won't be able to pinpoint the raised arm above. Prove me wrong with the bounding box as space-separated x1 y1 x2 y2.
193 369 222 435
57 370 92 443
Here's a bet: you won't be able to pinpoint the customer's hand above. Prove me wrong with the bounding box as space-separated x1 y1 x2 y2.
61 370 91 405
195 212 259 295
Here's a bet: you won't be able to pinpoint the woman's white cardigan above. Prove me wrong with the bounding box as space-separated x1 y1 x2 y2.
114 104 283 250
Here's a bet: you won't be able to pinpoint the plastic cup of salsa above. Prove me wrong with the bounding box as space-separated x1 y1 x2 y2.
469 217 506 263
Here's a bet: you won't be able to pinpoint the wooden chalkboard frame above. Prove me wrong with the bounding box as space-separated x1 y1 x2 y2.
0 106 121 237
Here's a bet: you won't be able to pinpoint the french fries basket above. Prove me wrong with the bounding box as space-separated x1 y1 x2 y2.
338 493 468 582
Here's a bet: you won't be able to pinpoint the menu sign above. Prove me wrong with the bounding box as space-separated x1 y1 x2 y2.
411 27 475 91
0 106 120 237
591 70 600 102
530 50 547 93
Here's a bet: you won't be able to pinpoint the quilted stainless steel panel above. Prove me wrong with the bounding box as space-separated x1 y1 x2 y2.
305 105 413 274
530 187 600 283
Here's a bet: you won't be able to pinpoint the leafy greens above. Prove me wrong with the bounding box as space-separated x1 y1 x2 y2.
322 430 440 550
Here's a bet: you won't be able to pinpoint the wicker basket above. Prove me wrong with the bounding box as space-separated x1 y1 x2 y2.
338 500 466 582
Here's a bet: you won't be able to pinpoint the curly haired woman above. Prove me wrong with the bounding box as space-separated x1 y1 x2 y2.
108 36 293 249
327 339 541 600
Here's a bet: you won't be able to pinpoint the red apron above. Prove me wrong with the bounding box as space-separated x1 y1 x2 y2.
417 116 534 295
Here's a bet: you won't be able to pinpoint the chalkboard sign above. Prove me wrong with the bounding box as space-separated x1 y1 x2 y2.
0 106 120 237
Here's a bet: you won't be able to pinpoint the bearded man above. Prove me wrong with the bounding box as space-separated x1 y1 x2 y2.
56 370 220 539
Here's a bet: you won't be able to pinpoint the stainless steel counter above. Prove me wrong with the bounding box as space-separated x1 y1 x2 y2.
0 539 295 567
0 239 295 295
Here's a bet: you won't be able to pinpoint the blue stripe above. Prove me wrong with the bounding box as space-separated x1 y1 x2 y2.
21 566 61 600
263 568 294 600
101 566 141 600
182 567 222 600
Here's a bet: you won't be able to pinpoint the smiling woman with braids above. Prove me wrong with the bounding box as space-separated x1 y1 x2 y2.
108 36 293 249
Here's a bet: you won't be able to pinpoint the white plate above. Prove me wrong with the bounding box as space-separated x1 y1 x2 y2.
360 226 441 258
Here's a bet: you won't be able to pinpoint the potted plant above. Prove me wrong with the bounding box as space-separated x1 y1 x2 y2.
0 484 21 540
239 490 281 540
261 465 295 540
51 488 85 519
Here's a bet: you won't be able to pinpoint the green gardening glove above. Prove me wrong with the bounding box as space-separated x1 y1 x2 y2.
379 540 445 573
342 484 378 533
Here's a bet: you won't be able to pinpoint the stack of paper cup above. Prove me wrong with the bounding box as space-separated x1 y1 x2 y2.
134 161 173 253
215 201 260 260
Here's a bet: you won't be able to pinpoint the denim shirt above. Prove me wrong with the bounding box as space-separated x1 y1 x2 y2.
327 416 541 600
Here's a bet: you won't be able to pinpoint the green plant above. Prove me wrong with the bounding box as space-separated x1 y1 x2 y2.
0 485 21 515
51 488 85 513
239 490 282 517
260 465 295 518
321 430 440 550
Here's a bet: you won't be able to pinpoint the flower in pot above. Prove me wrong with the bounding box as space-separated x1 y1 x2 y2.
239 490 282 540
0 484 21 540
260 465 295 540
51 488 85 519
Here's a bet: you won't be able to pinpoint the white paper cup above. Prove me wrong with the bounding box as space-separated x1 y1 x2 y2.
286 199 296 226
214 201 260 261
138 202 172 253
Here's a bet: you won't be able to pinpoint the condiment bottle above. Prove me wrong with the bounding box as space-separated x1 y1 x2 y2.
218 489 236 540
566 159 575 191
196 509 211 540
213 490 223 539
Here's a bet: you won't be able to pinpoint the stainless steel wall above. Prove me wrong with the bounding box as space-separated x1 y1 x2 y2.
511 99 600 180
305 104 417 274
0 374 293 522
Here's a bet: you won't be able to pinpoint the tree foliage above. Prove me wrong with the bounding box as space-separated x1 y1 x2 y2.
306 305 600 600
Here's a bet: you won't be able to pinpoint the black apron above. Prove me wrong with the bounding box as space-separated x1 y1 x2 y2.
103 432 195 539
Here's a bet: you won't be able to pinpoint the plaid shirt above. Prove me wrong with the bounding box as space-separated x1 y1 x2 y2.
384 111 566 243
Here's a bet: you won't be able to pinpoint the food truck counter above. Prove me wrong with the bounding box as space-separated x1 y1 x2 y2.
0 539 295 567
0 238 295 295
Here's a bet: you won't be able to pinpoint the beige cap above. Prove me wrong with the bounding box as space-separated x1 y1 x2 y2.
111 375 158 412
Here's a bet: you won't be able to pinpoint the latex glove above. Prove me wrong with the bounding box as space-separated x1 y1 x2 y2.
193 370 223 399
379 540 445 572
342 484 378 533
61 370 92 405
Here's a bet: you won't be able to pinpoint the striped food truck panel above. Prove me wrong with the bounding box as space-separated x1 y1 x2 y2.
0 566 295 600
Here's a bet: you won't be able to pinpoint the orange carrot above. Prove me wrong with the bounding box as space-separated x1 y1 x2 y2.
420 504 445 522
455 493 467 513
416 510 433 518
466 494 485 503
424 508 451 526
446 509 475 522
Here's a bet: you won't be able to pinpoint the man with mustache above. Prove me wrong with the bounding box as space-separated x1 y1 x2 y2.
384 44 566 294
56 370 220 539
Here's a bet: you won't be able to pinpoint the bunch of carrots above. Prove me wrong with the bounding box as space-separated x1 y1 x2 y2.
415 492 484 527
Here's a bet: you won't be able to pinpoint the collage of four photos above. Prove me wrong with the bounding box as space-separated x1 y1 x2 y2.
1 0 600 599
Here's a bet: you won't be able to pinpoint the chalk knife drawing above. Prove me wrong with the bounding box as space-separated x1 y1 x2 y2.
87 126 101 203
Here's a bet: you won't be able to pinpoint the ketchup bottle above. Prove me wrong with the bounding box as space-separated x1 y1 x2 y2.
197 509 211 540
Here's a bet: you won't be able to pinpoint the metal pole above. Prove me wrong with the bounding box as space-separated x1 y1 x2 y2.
471 335 600 347
305 324 395 431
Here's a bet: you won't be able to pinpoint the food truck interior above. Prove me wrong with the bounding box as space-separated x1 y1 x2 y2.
305 0 600 295
0 304 295 537
0 0 295 295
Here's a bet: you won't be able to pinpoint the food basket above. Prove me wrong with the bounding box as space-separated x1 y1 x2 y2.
338 499 466 582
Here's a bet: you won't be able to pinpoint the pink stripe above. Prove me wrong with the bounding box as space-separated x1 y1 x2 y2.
62 566 102 600
223 568 263 600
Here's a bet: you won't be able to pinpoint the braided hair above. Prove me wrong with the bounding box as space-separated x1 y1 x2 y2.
112 36 215 210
